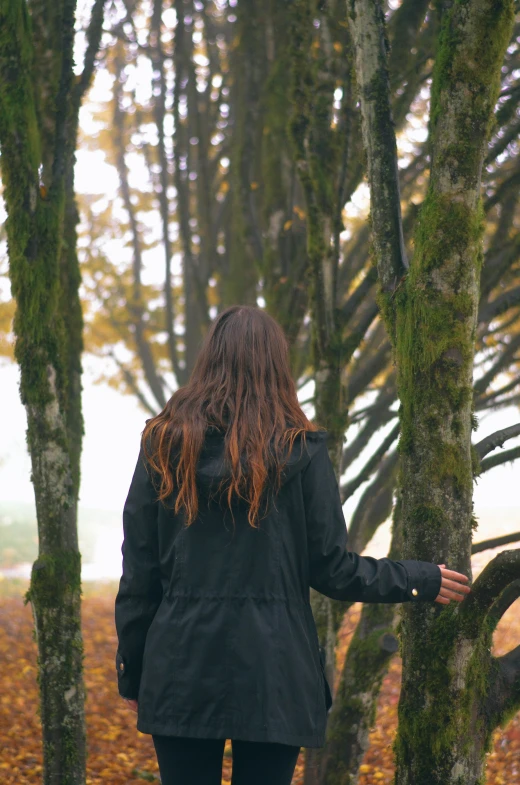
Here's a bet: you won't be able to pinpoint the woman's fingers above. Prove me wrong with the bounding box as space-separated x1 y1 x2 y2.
434 564 472 605
441 578 471 595
439 586 467 601
441 568 469 583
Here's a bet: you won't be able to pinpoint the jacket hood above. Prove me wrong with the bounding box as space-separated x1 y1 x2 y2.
195 427 329 500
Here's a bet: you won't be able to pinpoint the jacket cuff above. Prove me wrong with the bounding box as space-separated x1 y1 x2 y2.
395 560 442 603
116 651 140 700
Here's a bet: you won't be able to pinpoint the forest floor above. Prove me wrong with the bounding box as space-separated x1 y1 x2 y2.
0 578 519 784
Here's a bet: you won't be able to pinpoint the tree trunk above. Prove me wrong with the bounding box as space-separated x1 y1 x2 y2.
289 2 354 781
319 491 403 785
349 0 518 783
0 1 105 781
392 3 517 782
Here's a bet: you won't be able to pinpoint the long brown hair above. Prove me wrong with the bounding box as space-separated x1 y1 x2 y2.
142 304 323 527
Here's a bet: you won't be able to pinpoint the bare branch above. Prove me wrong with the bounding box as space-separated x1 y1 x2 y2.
476 377 520 411
487 579 520 629
341 422 399 501
474 423 520 458
109 353 158 417
478 285 520 325
150 0 181 381
339 267 378 327
73 0 107 107
347 449 398 553
474 333 520 397
472 533 520 555
459 549 520 635
113 74 167 409
479 445 520 473
348 335 393 404
341 381 396 472
348 0 408 295
486 640 520 729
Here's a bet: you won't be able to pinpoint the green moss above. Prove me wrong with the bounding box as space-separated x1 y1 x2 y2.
393 601 495 782
430 0 514 142
26 549 85 784
1 3 88 782
323 602 397 785
27 551 82 606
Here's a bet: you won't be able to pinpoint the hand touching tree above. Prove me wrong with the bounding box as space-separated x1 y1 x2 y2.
434 565 471 605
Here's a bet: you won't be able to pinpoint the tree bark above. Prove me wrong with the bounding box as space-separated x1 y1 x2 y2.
289 3 356 781
0 1 105 782
389 1 515 782
319 493 404 785
350 1 517 783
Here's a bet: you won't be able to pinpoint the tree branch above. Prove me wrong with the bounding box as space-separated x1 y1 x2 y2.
474 333 520 396
459 549 520 636
487 579 520 629
347 334 393 404
348 0 408 296
150 0 181 381
474 423 520 459
341 382 396 471
341 421 399 501
113 73 167 410
478 285 520 325
339 267 378 327
109 352 157 417
479 445 520 473
476 376 520 412
73 0 107 108
486 637 520 730
347 449 398 553
472 533 520 555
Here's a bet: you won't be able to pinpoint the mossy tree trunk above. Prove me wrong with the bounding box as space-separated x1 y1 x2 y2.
0 1 105 782
350 1 519 783
289 2 357 781
319 493 403 785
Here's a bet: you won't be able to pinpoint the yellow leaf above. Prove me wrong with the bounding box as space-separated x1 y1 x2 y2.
333 42 342 53
250 181 259 190
283 220 293 231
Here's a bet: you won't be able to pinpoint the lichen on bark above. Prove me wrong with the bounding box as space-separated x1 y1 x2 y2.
0 0 104 782
389 1 517 783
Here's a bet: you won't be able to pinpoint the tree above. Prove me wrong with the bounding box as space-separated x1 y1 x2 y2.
0 1 105 782
349 0 519 783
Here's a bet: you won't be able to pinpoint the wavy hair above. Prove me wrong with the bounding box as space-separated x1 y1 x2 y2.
142 305 323 527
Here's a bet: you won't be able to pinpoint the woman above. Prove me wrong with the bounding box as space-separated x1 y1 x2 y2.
114 305 470 785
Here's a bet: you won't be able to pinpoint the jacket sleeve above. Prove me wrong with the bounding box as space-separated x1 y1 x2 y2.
302 440 442 604
114 446 163 699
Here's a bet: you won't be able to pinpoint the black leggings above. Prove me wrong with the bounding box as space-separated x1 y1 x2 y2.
152 734 300 785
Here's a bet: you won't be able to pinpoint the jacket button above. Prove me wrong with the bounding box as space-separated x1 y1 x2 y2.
411 588 418 597
119 662 125 671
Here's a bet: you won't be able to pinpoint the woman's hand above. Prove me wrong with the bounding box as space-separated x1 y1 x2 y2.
434 564 471 605
124 698 138 713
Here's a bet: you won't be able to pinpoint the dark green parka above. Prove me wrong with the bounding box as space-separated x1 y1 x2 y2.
114 428 441 748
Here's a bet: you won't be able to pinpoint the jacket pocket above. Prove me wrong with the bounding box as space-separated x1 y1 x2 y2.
319 645 333 711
